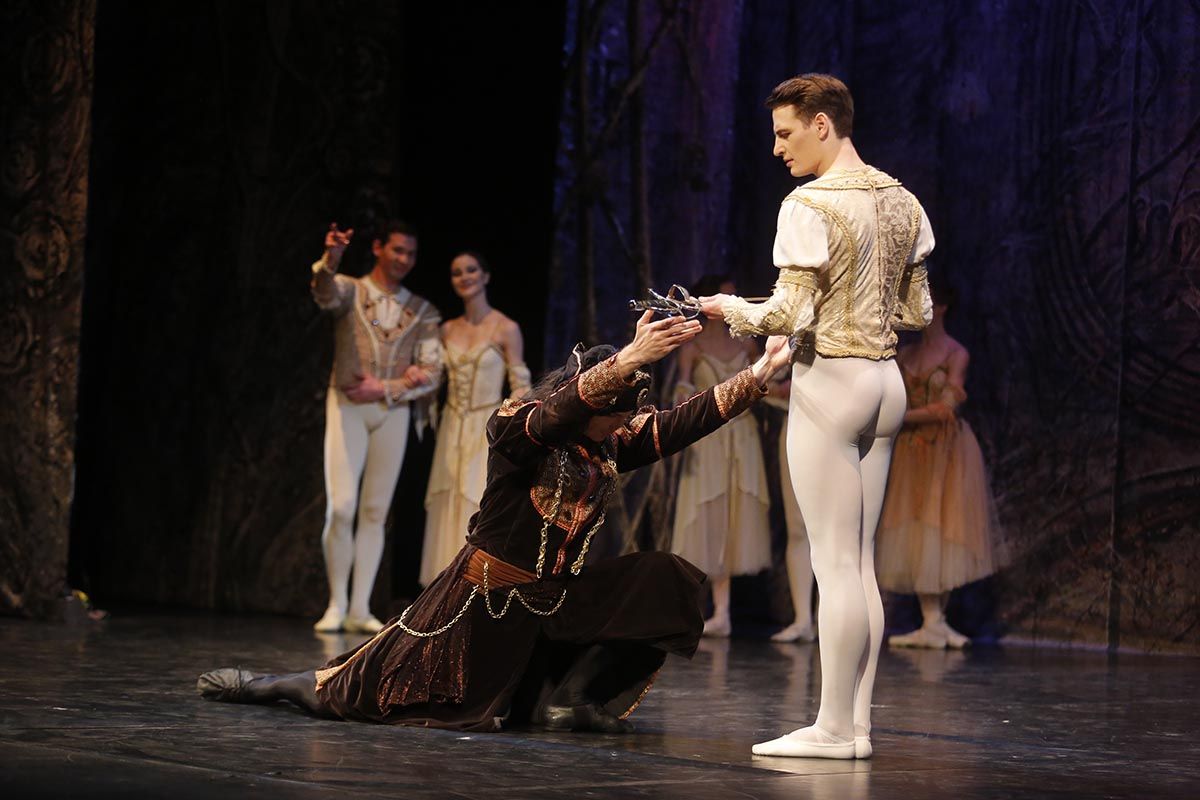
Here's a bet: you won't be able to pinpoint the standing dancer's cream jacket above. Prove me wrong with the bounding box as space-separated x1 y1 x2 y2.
311 254 443 633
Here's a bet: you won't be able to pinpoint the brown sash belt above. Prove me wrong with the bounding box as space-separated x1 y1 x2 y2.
463 549 536 589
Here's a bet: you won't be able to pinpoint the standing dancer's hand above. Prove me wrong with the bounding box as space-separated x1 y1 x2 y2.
341 372 386 403
616 310 702 377
403 365 431 388
324 222 354 269
697 293 733 320
751 335 794 385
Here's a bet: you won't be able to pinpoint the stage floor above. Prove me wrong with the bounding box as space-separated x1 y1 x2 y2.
1 613 1196 799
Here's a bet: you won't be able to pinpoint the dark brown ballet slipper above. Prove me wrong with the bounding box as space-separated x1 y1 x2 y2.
196 667 262 703
535 703 635 734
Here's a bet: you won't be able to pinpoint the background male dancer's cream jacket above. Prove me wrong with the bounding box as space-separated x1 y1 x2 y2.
724 166 934 354
311 255 443 432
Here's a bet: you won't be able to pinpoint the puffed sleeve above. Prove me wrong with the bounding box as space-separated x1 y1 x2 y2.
487 354 640 467
724 198 825 338
310 255 355 316
506 362 532 399
614 368 767 472
893 204 936 331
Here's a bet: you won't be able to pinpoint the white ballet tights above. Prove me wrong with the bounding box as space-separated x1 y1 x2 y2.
763 354 905 754
321 388 411 619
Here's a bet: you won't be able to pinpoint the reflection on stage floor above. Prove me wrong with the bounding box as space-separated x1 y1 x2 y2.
1 613 1196 799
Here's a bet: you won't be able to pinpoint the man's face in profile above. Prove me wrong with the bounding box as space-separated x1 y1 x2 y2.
772 105 822 178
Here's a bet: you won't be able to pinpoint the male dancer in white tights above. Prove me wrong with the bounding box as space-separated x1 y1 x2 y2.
700 74 934 759
310 220 443 634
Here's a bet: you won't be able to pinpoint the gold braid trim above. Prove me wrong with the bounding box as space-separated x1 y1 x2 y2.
617 409 653 445
816 344 895 360
802 166 903 191
576 354 636 409
314 621 398 690
795 196 859 350
619 668 661 720
713 367 768 420
776 267 818 291
498 397 535 417
805 177 903 191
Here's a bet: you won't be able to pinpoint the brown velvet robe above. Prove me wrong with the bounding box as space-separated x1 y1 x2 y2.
313 354 767 731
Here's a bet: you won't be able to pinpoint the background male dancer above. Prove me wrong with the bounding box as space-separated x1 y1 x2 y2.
310 221 443 634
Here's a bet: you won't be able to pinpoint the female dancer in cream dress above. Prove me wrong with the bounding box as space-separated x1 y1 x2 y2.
419 252 530 586
671 276 772 637
876 284 1004 648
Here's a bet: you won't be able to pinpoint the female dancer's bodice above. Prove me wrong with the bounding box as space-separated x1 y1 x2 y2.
445 342 507 412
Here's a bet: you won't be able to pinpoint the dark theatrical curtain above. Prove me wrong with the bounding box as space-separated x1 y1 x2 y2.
69 1 562 616
72 1 414 617
0 0 94 617
551 0 1200 652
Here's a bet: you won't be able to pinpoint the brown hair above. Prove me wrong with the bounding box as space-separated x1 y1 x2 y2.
374 218 419 244
764 74 854 138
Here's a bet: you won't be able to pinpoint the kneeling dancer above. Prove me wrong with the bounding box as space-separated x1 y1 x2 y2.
199 313 791 732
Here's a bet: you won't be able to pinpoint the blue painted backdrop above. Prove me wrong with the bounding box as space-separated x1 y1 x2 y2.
549 0 1200 652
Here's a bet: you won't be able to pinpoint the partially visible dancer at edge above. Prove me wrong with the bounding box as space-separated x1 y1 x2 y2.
420 251 531 588
700 73 935 759
670 274 772 638
310 221 443 635
199 312 795 733
764 373 817 644
877 281 1006 649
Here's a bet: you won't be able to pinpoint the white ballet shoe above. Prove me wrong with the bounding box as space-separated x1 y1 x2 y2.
770 622 816 643
312 608 345 633
702 614 731 638
853 724 872 759
344 614 385 634
888 626 947 649
931 619 970 649
752 725 855 759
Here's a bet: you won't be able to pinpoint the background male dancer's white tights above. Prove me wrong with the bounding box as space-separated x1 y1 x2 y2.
759 353 905 757
321 389 411 622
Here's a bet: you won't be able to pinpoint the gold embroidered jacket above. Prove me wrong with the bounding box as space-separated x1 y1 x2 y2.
724 166 935 360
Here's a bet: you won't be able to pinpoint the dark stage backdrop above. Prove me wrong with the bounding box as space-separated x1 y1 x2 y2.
68 2 564 616
0 0 94 618
550 0 1200 652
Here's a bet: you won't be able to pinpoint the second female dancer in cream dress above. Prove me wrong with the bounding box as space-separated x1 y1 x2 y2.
671 276 772 637
420 252 530 586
